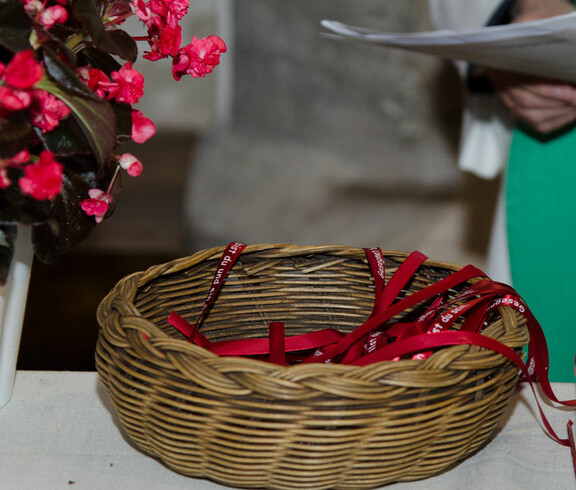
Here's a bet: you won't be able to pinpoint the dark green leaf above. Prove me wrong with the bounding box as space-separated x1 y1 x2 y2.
106 1 132 20
39 115 93 156
0 224 16 285
106 29 137 62
31 156 118 264
79 45 122 75
0 0 32 54
113 102 132 143
43 47 102 101
71 0 137 63
0 171 51 224
36 76 117 167
0 112 36 158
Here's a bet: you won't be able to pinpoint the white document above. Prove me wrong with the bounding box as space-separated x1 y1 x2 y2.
321 12 576 82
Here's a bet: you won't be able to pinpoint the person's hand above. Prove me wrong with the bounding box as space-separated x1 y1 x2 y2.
485 0 576 134
483 70 576 134
512 0 574 24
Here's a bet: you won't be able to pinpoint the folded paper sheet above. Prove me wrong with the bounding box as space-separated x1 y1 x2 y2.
321 12 576 82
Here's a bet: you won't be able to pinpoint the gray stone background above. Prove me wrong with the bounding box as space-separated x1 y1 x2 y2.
88 0 500 270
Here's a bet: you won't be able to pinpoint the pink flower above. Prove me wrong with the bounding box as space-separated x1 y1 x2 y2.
0 169 10 189
0 86 32 111
118 153 143 176
80 188 112 223
19 150 63 200
21 0 43 15
38 5 68 29
148 0 188 24
131 109 156 143
0 150 31 190
29 89 71 133
133 0 152 22
172 35 227 80
0 150 26 189
108 62 144 104
2 50 43 89
166 0 189 21
6 150 30 165
158 24 182 57
86 68 110 98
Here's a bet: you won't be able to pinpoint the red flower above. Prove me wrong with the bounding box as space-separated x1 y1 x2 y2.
172 35 226 80
5 150 30 166
108 62 145 104
18 150 63 200
2 50 43 89
0 86 32 111
133 0 151 22
0 169 10 189
0 150 28 189
29 89 71 133
86 68 109 98
80 189 112 223
159 24 182 57
21 0 42 15
38 5 68 29
118 153 143 177
131 109 156 143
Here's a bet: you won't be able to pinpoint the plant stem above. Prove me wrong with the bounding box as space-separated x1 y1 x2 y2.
65 32 89 53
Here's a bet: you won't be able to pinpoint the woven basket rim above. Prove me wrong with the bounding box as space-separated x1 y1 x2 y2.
97 243 525 378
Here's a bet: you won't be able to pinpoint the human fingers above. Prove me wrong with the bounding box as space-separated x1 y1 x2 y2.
498 84 576 114
498 94 576 133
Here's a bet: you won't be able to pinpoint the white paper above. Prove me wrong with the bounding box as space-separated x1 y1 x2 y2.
321 12 576 82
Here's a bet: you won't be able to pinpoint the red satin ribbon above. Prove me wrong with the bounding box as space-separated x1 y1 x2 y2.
187 241 246 342
166 245 576 452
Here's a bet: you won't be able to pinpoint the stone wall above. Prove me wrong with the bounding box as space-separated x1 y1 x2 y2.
181 0 496 267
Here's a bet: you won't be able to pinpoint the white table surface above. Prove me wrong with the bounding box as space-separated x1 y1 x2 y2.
1 371 576 489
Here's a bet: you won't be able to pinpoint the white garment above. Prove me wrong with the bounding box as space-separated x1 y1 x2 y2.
428 0 512 283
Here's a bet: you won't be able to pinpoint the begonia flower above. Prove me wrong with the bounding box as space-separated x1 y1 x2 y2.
167 0 189 21
80 188 112 223
38 5 68 29
2 50 43 89
158 24 182 57
5 150 31 166
108 62 145 104
29 89 71 133
0 86 32 111
0 169 10 189
18 150 63 200
20 0 42 15
85 68 110 98
149 0 189 22
172 35 226 80
118 153 143 176
133 0 152 23
131 109 156 143
0 149 26 189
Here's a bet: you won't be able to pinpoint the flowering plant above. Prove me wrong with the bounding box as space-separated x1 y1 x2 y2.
0 0 226 283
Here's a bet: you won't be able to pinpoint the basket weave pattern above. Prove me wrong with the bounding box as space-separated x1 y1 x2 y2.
96 244 528 489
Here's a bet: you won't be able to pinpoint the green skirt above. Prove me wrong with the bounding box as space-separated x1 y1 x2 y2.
507 125 576 382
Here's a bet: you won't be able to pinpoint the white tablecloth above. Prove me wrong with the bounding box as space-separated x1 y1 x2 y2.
1 371 575 489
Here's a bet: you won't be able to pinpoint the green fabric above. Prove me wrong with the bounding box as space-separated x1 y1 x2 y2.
507 125 576 382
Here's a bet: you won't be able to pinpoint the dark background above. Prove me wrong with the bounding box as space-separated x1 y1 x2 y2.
17 134 194 371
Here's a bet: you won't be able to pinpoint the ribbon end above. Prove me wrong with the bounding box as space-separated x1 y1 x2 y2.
567 420 576 480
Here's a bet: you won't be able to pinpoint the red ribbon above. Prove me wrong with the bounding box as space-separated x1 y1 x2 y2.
166 245 576 453
187 241 246 342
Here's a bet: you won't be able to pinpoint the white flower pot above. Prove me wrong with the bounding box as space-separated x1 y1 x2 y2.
0 225 33 408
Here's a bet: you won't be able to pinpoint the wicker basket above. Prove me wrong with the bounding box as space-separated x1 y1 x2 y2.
96 244 528 489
